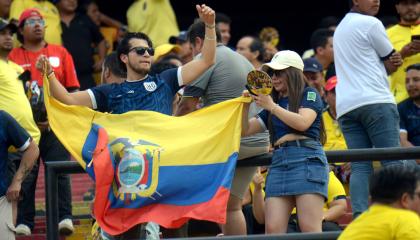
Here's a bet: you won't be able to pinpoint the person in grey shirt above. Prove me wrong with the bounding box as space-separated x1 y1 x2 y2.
176 21 269 236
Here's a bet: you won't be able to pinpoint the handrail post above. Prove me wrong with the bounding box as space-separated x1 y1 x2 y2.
45 162 59 240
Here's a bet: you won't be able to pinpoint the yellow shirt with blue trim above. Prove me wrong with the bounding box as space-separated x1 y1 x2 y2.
339 204 420 240
10 0 62 45
387 23 420 103
0 60 40 144
127 0 179 46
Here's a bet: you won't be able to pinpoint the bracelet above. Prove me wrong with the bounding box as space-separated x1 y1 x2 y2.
205 35 217 41
47 71 54 79
205 23 215 29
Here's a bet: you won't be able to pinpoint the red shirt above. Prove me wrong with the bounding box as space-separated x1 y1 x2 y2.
9 44 80 88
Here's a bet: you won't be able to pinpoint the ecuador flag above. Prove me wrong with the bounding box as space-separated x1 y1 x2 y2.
43 76 250 235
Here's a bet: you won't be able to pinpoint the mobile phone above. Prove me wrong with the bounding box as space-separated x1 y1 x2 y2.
412 35 420 41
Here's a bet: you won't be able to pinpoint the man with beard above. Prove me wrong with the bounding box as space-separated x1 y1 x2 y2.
8 8 79 236
36 5 216 238
387 0 420 103
398 64 420 165
36 4 216 116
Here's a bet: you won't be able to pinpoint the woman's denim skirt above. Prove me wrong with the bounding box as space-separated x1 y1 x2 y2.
265 140 329 199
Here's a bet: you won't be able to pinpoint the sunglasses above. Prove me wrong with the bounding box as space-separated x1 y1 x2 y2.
266 69 285 78
129 46 155 56
25 19 45 27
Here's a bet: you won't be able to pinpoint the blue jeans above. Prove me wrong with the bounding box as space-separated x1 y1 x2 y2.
338 103 403 218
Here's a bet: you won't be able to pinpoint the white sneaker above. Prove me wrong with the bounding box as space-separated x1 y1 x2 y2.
58 218 74 236
15 224 31 236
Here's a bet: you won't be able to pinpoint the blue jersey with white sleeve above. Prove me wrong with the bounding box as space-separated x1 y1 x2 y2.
0 111 31 197
88 68 182 115
257 87 324 141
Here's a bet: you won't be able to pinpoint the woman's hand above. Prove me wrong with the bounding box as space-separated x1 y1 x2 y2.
196 4 215 27
253 94 276 111
242 90 251 98
35 55 53 75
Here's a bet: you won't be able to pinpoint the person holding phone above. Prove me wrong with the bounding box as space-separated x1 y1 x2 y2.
387 0 420 103
242 50 329 234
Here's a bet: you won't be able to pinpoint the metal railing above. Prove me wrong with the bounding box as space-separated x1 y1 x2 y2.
45 147 420 239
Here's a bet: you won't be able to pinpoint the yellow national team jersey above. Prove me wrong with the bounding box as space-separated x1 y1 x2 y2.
127 0 179 46
323 110 347 151
292 171 346 214
0 60 40 144
10 0 62 46
387 24 420 103
339 204 420 240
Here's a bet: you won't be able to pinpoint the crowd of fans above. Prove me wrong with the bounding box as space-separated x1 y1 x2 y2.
0 0 419 239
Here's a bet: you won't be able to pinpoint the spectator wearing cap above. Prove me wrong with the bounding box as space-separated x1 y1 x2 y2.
334 0 404 219
57 0 106 90
323 76 347 151
8 8 79 236
303 57 325 97
216 12 231 46
9 0 62 45
127 0 179 46
236 35 265 70
169 30 193 64
323 76 350 189
0 19 41 236
387 0 420 103
242 50 328 233
0 18 40 145
153 43 181 63
339 165 420 240
0 0 11 19
398 63 420 165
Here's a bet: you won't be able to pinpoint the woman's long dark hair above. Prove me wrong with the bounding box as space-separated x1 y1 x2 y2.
267 67 326 145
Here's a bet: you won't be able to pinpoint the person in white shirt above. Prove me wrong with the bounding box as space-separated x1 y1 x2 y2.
333 0 404 219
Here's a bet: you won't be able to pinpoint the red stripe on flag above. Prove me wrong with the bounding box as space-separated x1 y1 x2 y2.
96 187 229 236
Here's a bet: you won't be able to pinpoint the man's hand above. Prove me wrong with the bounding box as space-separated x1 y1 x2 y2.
400 40 420 59
389 51 403 67
6 181 21 202
252 169 265 190
196 4 215 27
35 55 53 75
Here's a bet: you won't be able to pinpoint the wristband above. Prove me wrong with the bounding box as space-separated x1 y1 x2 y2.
205 35 217 41
205 23 215 29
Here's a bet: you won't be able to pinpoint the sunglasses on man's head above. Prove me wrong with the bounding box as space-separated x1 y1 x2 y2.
25 19 45 27
129 46 155 56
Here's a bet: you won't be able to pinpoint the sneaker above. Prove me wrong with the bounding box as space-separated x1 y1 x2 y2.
58 218 74 236
15 224 31 236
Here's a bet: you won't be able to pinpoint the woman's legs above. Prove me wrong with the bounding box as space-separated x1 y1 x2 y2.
265 196 294 234
295 194 324 232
